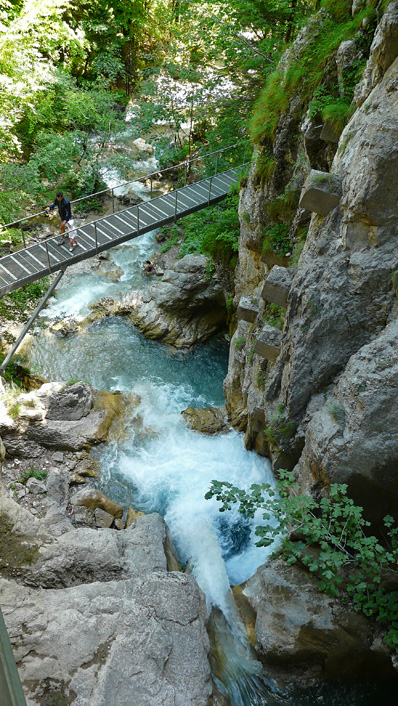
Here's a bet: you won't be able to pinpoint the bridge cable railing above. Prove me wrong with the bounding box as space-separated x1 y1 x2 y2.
0 143 250 248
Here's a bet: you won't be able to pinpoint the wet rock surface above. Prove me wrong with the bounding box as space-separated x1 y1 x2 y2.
181 406 231 435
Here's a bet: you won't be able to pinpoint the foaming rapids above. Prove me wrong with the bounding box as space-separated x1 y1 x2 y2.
101 382 278 705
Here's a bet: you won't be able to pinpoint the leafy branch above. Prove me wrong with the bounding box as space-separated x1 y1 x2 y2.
205 472 398 652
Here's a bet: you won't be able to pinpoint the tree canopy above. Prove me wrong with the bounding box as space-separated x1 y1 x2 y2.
0 0 368 224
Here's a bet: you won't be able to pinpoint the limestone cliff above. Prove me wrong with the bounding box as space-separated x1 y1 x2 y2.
224 0 398 526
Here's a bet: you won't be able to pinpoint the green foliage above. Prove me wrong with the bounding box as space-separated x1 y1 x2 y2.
7 402 21 419
0 355 32 389
268 188 300 222
0 227 23 249
0 278 50 321
250 71 289 143
177 187 240 262
256 368 266 391
17 467 47 484
160 224 179 253
264 303 285 330
253 151 276 187
206 473 398 652
262 223 290 256
264 404 295 449
289 230 307 267
226 293 234 310
250 3 375 146
234 336 246 351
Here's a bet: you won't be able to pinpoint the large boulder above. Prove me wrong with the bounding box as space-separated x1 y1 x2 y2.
0 497 213 706
181 406 230 435
243 558 394 687
0 382 127 455
116 254 227 348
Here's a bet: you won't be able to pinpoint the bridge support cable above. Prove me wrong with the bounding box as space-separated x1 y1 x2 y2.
0 269 65 375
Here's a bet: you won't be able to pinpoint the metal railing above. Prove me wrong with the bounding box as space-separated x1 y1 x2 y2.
0 143 248 246
0 608 27 706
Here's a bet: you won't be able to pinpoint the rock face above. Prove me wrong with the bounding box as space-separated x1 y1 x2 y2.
219 6 398 684
243 558 394 687
0 507 213 706
89 254 227 349
296 318 398 524
0 382 126 456
0 376 215 706
224 3 398 526
355 1 398 106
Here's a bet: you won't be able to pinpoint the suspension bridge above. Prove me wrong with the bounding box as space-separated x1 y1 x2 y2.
0 145 247 298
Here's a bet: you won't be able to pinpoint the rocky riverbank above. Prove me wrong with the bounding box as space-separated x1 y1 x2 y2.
0 379 221 706
83 253 227 349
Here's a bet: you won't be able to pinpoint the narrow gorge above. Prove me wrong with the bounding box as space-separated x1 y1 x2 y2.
1 1 398 705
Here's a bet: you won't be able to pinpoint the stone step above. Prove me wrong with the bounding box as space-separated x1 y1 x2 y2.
254 324 282 363
299 169 342 216
237 296 259 323
261 265 293 308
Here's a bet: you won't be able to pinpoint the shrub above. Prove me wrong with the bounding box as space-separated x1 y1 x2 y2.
206 472 398 653
264 404 295 449
7 402 21 420
234 336 246 351
18 467 47 484
262 223 290 256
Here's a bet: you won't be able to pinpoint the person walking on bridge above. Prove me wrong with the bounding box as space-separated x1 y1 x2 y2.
46 191 75 248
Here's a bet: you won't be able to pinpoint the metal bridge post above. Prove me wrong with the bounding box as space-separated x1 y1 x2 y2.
208 176 213 205
111 189 115 213
0 270 65 375
137 204 140 235
21 228 26 249
175 191 178 220
150 176 153 199
44 242 52 273
184 162 188 186
94 222 98 255
215 153 219 176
